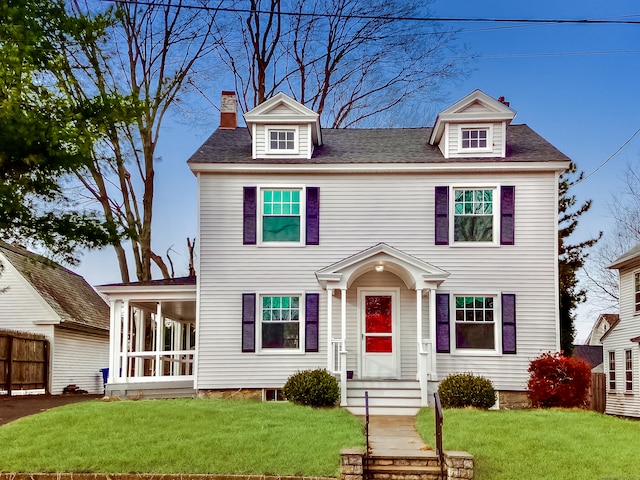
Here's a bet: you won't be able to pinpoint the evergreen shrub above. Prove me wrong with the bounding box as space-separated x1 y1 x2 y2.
282 368 340 407
437 372 496 409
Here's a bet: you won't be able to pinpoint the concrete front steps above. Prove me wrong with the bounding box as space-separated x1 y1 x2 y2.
366 453 443 480
345 380 422 415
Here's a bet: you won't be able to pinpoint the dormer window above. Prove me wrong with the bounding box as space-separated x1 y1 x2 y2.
267 126 299 154
459 125 492 152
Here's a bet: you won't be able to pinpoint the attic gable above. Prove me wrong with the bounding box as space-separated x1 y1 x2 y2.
244 92 322 150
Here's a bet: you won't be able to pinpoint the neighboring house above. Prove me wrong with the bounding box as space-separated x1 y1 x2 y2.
603 244 640 418
0 242 109 394
585 313 619 346
576 313 619 373
99 89 570 413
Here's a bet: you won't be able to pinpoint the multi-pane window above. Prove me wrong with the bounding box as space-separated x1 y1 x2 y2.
269 129 295 151
262 189 301 242
261 295 300 349
461 128 488 149
454 189 494 242
609 351 616 390
626 350 633 392
635 273 640 313
455 296 495 350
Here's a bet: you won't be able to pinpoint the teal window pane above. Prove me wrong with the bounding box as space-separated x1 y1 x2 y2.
263 310 271 321
264 191 272 202
455 297 464 308
465 297 473 307
292 204 300 215
464 190 472 202
273 191 281 202
292 191 300 202
475 297 483 308
474 190 483 202
484 190 492 201
272 297 280 308
283 191 290 202
283 204 291 214
263 297 271 308
273 204 281 214
455 190 464 202
264 204 272 214
292 297 299 308
282 297 290 308
263 216 301 242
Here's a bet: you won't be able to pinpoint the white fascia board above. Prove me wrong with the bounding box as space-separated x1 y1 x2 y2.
189 160 571 175
96 285 197 301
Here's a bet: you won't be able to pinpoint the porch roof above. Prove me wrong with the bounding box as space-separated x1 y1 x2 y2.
315 243 449 290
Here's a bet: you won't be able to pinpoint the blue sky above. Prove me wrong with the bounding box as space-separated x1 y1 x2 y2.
75 1 640 342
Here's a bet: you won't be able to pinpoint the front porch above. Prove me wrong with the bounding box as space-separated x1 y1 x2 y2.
317 244 450 412
97 277 197 399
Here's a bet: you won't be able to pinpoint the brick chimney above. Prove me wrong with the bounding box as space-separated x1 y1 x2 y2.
497 96 510 107
220 91 237 129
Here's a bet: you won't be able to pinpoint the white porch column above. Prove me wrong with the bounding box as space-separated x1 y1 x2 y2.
340 288 348 407
326 289 333 372
121 300 130 381
429 288 437 378
416 289 429 405
108 300 120 384
155 302 163 377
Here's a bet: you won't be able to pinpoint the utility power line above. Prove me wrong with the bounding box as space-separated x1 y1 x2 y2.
101 0 640 25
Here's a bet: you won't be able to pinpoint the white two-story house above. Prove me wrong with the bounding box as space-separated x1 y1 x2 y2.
99 90 569 414
603 244 640 418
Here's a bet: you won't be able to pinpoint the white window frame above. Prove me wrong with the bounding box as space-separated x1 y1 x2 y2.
625 349 633 392
608 351 616 391
256 293 305 354
458 124 493 153
450 184 500 246
266 126 299 154
257 185 306 246
451 293 500 355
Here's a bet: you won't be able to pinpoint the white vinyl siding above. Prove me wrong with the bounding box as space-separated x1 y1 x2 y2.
51 328 109 394
447 122 505 158
603 264 640 417
254 124 310 159
196 169 560 391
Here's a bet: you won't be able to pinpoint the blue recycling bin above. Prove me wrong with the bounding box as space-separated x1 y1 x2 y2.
100 368 109 394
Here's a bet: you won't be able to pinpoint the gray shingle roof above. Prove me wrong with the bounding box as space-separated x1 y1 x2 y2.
187 124 571 165
610 243 640 269
0 242 109 331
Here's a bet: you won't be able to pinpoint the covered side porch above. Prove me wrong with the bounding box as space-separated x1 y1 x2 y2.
97 277 197 399
316 244 449 414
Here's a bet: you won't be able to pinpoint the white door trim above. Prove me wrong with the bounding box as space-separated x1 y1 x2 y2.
357 287 401 379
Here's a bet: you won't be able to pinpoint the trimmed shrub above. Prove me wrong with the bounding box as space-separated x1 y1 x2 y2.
282 368 340 407
527 351 591 408
437 372 496 409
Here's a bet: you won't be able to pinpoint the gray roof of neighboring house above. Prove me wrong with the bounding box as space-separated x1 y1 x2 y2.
99 276 196 288
187 124 571 165
609 243 640 270
0 242 109 331
573 345 604 369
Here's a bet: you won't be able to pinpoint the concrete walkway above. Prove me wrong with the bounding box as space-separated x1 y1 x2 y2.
366 415 432 456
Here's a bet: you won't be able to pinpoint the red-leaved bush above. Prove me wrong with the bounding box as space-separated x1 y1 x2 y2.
527 352 591 408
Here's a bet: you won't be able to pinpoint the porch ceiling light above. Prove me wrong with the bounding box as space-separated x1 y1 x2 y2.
375 265 384 273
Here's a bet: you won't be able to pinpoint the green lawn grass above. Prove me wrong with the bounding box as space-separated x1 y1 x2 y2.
0 398 364 476
416 407 640 480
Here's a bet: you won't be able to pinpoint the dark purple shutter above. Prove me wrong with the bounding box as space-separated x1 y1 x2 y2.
242 293 256 352
435 186 449 245
502 293 516 354
306 187 320 245
500 186 515 245
243 187 257 245
436 293 450 353
305 293 319 352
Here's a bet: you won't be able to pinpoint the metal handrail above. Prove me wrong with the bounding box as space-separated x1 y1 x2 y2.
365 390 370 479
434 392 445 475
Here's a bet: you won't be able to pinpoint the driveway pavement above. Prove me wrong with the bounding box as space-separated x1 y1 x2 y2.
0 394 101 426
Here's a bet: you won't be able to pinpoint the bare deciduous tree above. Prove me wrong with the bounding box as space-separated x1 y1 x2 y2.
216 0 467 127
60 0 220 282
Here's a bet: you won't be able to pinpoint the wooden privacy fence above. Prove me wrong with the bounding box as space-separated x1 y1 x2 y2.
0 330 49 395
590 372 606 413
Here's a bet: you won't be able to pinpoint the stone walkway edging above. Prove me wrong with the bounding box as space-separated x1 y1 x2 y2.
0 474 336 480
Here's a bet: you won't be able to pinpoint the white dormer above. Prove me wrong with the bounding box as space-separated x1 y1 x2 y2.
429 90 516 159
244 92 322 160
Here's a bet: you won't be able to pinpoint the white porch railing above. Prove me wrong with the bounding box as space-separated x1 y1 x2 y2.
117 350 195 382
330 339 342 374
418 340 433 405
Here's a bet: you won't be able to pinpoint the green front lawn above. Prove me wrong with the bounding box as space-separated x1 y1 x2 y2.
416 407 640 480
0 398 364 476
